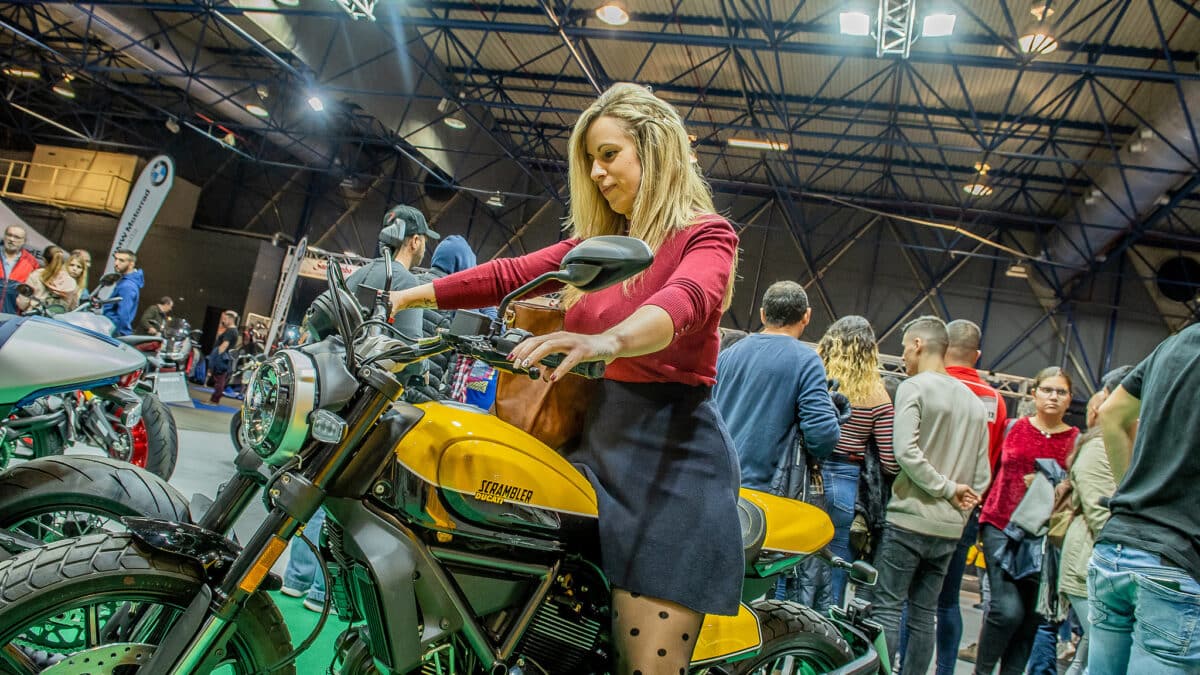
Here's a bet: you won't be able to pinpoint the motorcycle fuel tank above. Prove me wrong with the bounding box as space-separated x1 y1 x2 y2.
0 316 145 406
399 401 599 530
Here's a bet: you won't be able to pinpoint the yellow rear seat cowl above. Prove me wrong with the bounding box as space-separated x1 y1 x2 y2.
739 488 834 555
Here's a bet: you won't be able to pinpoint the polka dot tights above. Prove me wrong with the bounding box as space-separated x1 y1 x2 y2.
611 588 703 675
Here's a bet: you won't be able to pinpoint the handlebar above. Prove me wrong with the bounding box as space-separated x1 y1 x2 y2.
488 334 607 379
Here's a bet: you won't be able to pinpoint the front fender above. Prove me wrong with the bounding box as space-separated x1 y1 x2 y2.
121 517 269 587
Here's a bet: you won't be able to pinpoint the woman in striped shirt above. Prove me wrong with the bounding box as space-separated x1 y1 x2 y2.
817 315 900 604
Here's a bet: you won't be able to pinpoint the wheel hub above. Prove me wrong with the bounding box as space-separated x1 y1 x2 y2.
39 643 155 674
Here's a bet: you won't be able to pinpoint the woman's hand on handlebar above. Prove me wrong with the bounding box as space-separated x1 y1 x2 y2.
509 331 618 382
388 283 437 316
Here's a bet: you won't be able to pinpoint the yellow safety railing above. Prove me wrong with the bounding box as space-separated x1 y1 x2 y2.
0 158 133 214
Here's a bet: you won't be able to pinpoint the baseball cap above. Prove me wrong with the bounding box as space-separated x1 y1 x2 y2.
379 205 440 249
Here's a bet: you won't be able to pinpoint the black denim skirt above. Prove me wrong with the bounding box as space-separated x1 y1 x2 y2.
566 379 744 616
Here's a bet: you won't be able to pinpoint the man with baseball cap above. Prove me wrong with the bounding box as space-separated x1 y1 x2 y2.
342 204 439 340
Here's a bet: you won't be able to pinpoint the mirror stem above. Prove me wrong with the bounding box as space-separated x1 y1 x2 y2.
493 271 566 336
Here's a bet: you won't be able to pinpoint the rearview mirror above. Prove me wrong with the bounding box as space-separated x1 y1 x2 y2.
494 236 654 335
559 236 654 292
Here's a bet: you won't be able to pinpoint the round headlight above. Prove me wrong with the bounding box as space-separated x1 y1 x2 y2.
241 350 317 465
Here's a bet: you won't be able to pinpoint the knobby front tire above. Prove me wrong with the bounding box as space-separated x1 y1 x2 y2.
0 533 294 674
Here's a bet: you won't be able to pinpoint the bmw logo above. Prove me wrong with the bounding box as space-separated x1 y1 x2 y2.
150 160 169 186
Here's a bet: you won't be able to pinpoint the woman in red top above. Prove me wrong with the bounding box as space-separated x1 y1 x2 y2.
390 83 742 674
974 367 1080 675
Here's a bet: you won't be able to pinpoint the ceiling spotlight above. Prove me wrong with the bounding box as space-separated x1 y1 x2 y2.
275 0 301 6
165 117 181 134
307 95 325 112
1005 263 1029 279
486 191 505 208
2 66 40 79
443 116 467 130
246 103 270 118
963 182 994 197
1018 4 1058 56
222 131 237 147
838 11 872 37
52 77 76 99
921 13 957 38
255 83 270 100
963 161 994 196
595 2 629 26
727 137 789 152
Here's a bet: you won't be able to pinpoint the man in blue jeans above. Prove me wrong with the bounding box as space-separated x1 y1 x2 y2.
864 316 989 675
281 507 327 612
1088 324 1200 673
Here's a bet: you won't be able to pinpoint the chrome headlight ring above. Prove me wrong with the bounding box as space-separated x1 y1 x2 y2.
241 349 317 466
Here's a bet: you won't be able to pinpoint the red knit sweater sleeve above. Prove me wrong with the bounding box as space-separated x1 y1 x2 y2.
432 239 580 310
642 217 738 337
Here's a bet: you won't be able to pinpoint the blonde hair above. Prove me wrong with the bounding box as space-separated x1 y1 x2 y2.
41 248 66 282
817 315 887 406
562 83 735 308
66 253 89 287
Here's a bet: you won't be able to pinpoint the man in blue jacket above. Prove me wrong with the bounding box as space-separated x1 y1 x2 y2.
103 249 143 336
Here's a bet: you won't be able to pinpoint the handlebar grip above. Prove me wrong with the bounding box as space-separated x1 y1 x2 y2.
538 353 606 379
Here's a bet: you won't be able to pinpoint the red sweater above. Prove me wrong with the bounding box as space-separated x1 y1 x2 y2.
980 416 1079 531
432 215 738 386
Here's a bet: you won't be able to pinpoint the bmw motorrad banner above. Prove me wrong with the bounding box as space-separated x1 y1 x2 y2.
103 154 175 274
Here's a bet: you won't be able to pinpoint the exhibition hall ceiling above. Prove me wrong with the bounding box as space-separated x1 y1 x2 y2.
3 0 1200 280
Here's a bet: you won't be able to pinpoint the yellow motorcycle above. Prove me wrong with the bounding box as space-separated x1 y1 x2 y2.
0 236 884 674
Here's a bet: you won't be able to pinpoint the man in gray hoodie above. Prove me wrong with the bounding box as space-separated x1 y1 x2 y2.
865 315 990 675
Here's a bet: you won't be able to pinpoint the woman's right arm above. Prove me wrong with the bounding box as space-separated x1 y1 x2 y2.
396 239 580 315
390 283 438 314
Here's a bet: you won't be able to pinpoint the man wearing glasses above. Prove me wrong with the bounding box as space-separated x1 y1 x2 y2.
103 249 143 336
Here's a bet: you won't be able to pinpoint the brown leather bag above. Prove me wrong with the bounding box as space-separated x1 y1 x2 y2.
492 297 598 449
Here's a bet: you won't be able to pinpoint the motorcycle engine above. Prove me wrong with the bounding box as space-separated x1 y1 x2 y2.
512 561 609 675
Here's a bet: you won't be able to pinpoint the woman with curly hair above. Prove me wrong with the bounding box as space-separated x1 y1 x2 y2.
817 315 899 604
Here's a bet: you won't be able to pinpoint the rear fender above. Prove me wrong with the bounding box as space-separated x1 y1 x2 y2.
690 603 763 666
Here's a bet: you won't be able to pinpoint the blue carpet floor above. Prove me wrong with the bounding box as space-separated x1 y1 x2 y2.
185 399 240 413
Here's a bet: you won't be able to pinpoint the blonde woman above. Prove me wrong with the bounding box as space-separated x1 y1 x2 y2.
817 315 899 603
19 248 77 314
390 83 741 674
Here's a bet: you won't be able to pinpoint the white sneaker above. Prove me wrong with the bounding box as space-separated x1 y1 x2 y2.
302 597 325 613
279 586 305 598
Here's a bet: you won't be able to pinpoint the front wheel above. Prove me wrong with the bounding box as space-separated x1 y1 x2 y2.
0 455 189 550
729 600 854 674
0 533 294 673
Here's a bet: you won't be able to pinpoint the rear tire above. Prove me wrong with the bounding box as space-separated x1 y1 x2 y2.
0 455 189 548
728 600 854 674
136 392 178 480
0 533 293 673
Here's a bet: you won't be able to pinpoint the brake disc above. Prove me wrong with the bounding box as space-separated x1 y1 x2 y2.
39 643 155 674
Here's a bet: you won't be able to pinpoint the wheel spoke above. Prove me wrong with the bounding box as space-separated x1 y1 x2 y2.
84 604 101 649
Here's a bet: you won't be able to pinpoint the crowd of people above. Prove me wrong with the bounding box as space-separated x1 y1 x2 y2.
712 278 1197 674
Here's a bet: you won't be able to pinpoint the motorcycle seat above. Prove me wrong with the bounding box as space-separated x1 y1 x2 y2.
737 496 767 566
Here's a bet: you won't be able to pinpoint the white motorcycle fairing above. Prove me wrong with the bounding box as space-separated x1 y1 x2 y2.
0 315 146 409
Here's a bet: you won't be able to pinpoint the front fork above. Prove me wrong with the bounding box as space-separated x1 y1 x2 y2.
141 367 403 673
